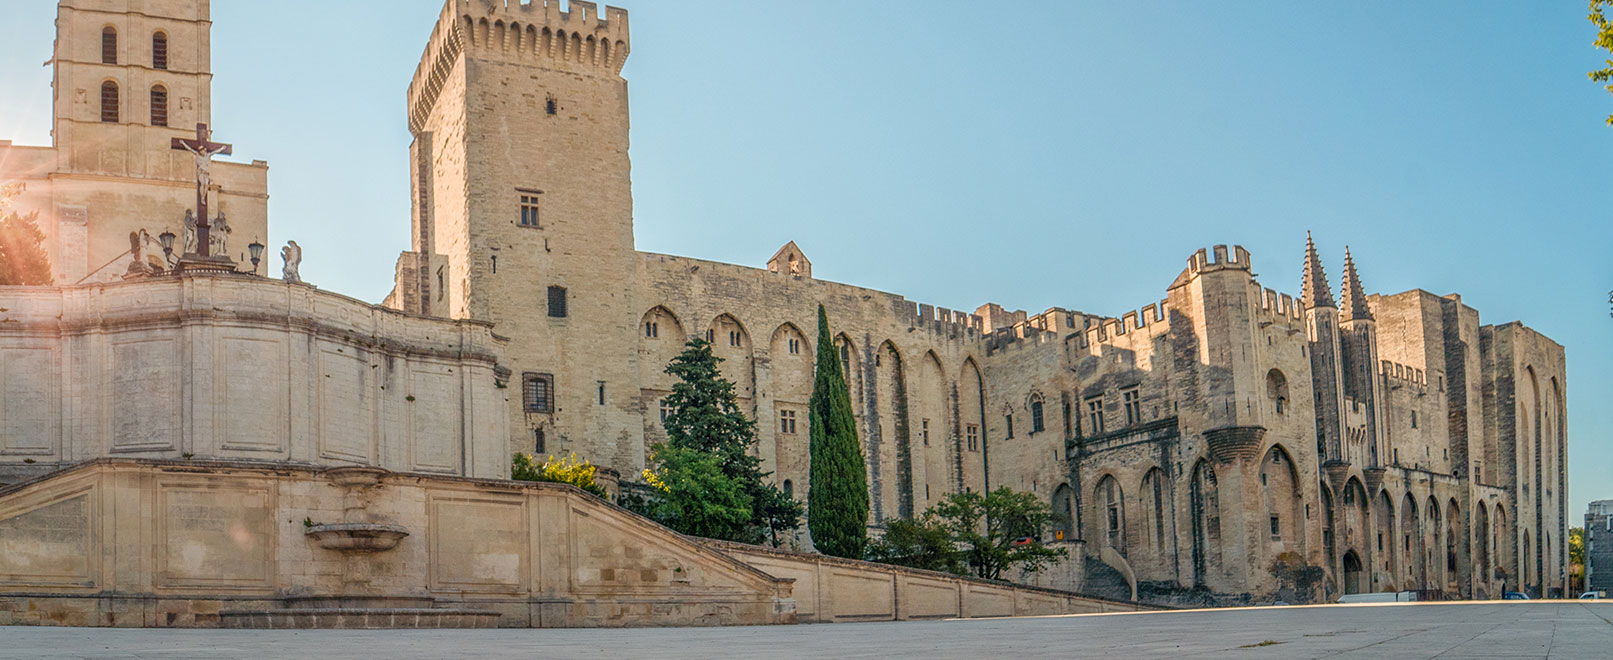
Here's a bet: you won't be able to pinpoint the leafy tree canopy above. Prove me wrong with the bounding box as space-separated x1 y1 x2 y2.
1591 1 1613 125
0 185 53 286
869 487 1067 581
636 338 802 545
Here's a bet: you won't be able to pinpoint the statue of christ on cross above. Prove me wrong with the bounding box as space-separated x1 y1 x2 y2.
171 123 232 258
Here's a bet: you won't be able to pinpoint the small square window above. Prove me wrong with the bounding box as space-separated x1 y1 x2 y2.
522 373 554 414
966 424 979 452
1270 515 1280 537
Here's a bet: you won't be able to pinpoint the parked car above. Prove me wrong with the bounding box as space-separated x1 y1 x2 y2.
1503 591 1530 600
1580 591 1606 600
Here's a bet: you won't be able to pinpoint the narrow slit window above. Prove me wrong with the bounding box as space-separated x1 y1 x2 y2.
102 27 117 64
152 31 168 70
149 85 167 127
100 81 119 123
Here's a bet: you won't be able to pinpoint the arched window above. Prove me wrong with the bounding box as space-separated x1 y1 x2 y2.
782 479 793 498
1030 395 1045 434
152 31 168 70
149 85 167 127
100 81 119 123
102 27 118 64
1266 369 1289 414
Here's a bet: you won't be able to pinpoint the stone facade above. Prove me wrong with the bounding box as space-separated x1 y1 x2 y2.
0 275 510 484
1587 500 1613 595
380 0 1568 603
0 0 1570 607
0 459 794 627
0 0 270 284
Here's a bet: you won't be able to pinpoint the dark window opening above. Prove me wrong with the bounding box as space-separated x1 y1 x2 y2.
966 424 979 452
533 427 546 454
547 285 567 317
522 373 554 414
1123 388 1141 425
921 419 930 446
152 31 167 70
545 94 557 115
779 409 797 434
597 381 605 405
729 330 741 347
518 191 541 228
1086 398 1104 434
491 255 497 273
1270 515 1280 537
1030 400 1045 434
100 81 119 123
102 27 117 64
645 321 658 338
149 85 167 126
1004 415 1014 439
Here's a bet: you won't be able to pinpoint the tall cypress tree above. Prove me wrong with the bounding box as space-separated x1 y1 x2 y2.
808 304 868 559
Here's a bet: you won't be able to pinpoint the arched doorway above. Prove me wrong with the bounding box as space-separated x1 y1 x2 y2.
1342 550 1364 595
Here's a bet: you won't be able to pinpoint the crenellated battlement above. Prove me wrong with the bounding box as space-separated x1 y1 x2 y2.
1170 244 1252 289
1380 359 1428 393
1258 287 1304 325
408 0 630 133
905 300 986 338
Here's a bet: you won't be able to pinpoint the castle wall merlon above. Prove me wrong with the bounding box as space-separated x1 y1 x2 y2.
456 0 630 74
408 1 468 134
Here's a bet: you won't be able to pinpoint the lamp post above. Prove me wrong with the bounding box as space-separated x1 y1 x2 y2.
158 231 177 272
248 240 265 273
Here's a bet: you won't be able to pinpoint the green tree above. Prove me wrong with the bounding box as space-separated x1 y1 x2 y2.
511 452 607 497
1571 526 1586 593
866 513 964 574
938 488 1067 581
1591 1 1613 125
807 305 869 559
649 337 801 544
868 487 1067 581
0 185 52 286
641 443 754 540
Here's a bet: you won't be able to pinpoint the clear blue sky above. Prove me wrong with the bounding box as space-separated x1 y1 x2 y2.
2 2 1609 516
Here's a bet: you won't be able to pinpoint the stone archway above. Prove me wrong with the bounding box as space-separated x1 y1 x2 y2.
1343 550 1364 595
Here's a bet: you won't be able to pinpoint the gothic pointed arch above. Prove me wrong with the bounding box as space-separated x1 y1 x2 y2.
872 339 911 520
707 314 754 400
1259 444 1305 557
1189 459 1222 587
767 321 812 493
1093 473 1126 557
912 350 950 500
958 357 986 491
1140 467 1167 555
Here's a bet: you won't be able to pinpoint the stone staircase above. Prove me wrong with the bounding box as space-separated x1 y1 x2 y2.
1083 558 1133 602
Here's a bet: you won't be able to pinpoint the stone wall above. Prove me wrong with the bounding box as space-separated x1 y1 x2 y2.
0 274 509 483
701 540 1148 623
0 459 794 627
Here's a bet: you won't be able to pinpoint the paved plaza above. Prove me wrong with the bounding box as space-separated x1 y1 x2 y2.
2 601 1610 659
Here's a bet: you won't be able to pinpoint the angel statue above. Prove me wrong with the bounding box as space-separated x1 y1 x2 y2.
281 240 302 284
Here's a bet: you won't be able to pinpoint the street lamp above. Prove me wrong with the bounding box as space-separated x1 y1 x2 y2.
247 240 265 273
158 231 176 270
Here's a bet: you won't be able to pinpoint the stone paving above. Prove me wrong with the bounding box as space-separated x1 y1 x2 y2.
1 601 1610 659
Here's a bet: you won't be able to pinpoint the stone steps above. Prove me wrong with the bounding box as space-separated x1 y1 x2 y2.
1083 558 1133 602
218 607 500 630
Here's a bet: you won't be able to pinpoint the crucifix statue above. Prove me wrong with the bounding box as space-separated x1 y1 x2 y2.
171 123 232 258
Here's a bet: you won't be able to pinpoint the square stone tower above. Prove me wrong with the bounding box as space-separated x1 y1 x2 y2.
0 0 269 283
391 0 640 465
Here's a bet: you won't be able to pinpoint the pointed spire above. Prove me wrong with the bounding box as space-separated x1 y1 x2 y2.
1340 247 1373 321
1301 231 1335 309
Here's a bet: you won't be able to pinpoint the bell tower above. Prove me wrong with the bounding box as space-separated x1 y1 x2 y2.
392 0 641 467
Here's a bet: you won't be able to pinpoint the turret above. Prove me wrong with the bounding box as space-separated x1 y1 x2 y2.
1302 233 1347 465
1337 247 1384 467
